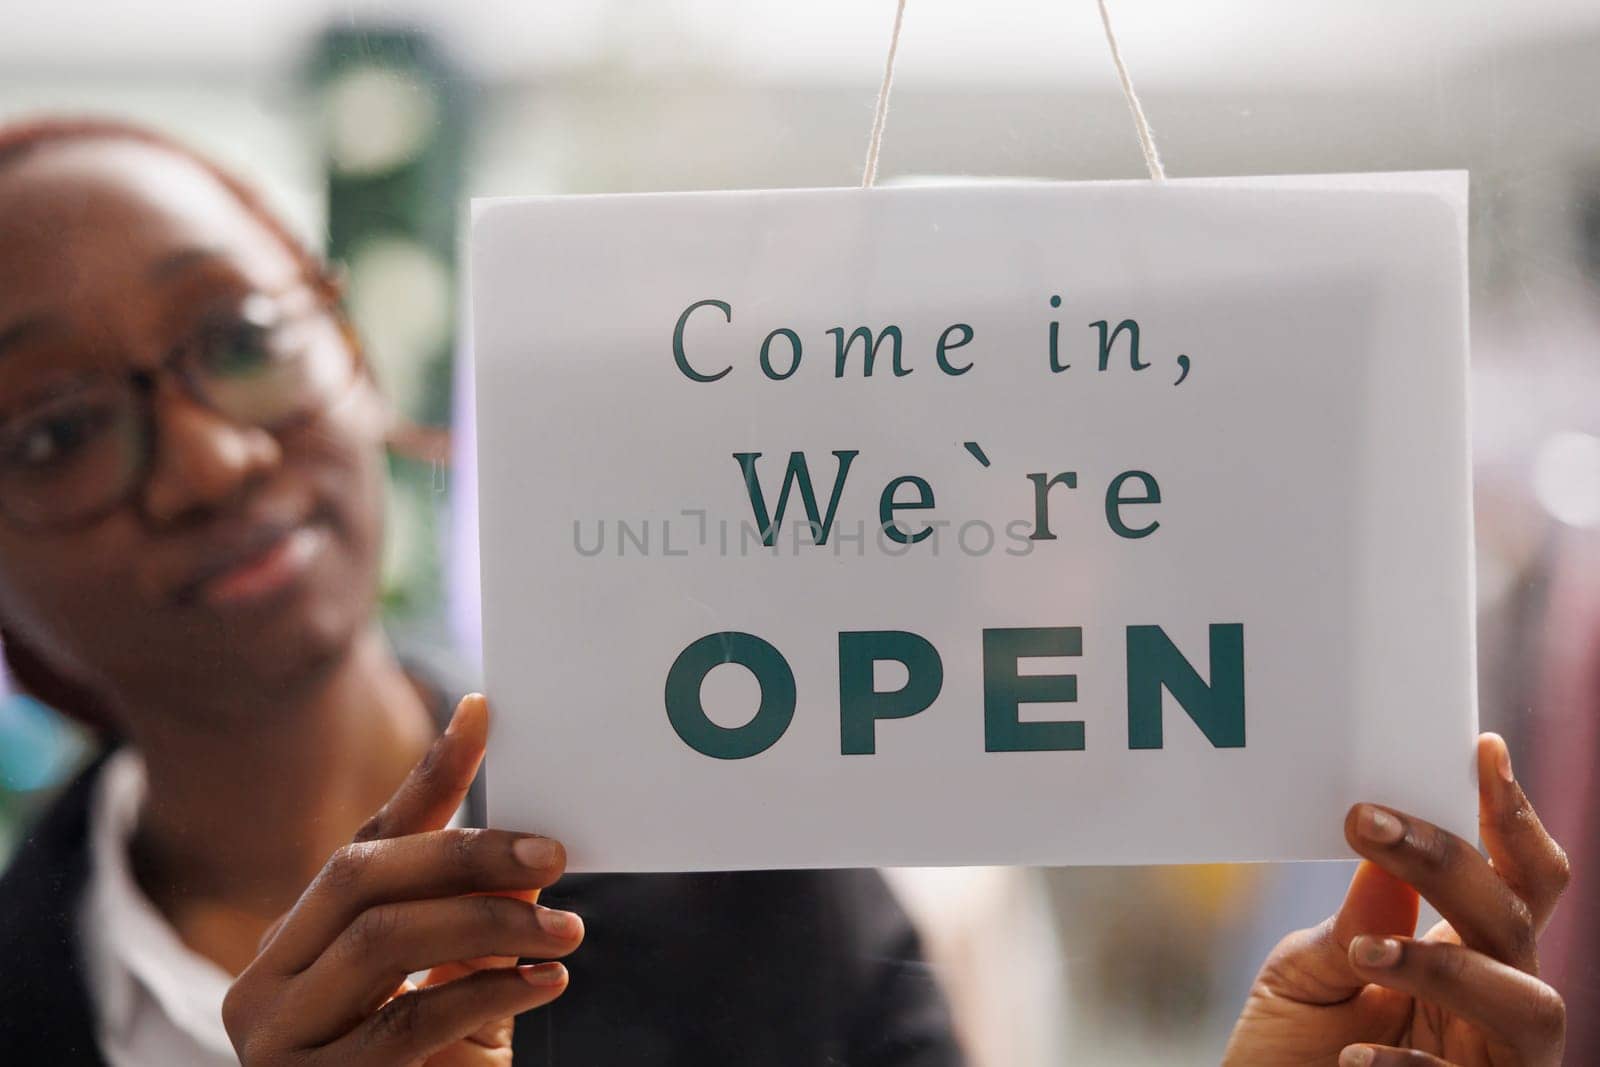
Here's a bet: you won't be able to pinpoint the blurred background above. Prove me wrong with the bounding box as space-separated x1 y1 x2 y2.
2 1 1599 1061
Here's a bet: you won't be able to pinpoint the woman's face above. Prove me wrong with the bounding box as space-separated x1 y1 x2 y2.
0 138 387 719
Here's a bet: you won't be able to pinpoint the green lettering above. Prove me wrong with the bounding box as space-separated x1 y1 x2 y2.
838 631 943 754
982 627 1085 752
828 325 907 377
672 299 732 382
733 450 859 546
878 475 935 545
1026 472 1078 541
935 323 974 375
1105 470 1160 539
664 632 796 759
1126 624 1245 749
1090 318 1148 371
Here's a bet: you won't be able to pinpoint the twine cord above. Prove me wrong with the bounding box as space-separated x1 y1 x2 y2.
861 0 1168 186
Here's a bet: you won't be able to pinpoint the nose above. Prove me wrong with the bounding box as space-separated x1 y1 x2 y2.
140 382 282 525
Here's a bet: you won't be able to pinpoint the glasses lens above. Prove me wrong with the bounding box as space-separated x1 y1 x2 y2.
188 293 355 428
0 379 146 528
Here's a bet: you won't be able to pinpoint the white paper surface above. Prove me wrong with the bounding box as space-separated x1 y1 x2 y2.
471 173 1476 873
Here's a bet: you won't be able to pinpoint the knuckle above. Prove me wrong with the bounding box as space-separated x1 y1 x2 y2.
1505 897 1538 960
220 982 253 1041
1496 794 1533 836
319 842 373 892
367 988 422 1048
412 737 452 791
241 1035 284 1067
346 904 402 956
1409 824 1455 872
473 892 517 928
1550 844 1573 895
446 828 490 876
221 982 277 1065
1527 982 1566 1040
231 1036 266 1067
350 809 389 844
1419 942 1469 986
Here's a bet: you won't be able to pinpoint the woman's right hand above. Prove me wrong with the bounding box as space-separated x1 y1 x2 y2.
1224 733 1568 1066
222 694 583 1066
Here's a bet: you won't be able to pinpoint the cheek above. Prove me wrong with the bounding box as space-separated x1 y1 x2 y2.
343 437 388 593
290 409 388 596
0 522 150 675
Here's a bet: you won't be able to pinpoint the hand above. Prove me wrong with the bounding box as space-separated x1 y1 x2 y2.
1224 733 1570 1067
223 695 583 1066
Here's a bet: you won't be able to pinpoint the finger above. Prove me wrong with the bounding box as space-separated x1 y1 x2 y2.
353 694 489 844
418 889 548 982
1258 861 1419 1004
420 949 531 1049
327 963 568 1065
1346 803 1537 970
282 895 583 1045
1338 1046 1452 1066
259 828 566 974
1348 936 1566 1063
258 913 288 954
428 1019 518 1064
420 889 550 1052
1477 733 1572 932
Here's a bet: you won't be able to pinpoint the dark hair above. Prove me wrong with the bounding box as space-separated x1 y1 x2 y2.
0 116 336 737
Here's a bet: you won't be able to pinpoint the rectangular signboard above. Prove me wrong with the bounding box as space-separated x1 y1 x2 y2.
472 174 1475 872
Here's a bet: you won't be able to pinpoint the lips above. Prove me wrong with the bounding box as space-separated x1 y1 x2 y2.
171 519 327 608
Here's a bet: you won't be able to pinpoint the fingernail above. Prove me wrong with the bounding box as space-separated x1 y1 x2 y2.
1496 741 1514 784
1358 805 1405 845
520 962 567 986
1339 1047 1375 1067
1351 935 1402 968
445 694 485 736
513 836 559 868
539 908 584 939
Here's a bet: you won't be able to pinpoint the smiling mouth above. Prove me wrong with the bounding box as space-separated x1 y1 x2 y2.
191 525 326 608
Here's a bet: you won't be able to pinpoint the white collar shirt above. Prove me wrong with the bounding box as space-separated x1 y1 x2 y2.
78 747 467 1066
78 749 239 1066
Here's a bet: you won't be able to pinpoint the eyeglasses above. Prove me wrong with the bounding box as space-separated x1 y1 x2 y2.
0 283 358 531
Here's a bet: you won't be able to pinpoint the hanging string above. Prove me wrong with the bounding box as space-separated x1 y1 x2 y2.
861 0 908 187
1095 0 1166 181
860 0 1168 186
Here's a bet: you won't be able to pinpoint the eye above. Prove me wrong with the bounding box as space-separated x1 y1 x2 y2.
6 401 116 470
198 319 280 378
193 292 325 382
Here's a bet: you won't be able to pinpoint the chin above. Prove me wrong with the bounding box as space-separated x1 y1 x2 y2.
168 552 378 702
255 573 376 689
270 595 366 679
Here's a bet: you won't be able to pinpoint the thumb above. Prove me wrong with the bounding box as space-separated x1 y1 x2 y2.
352 694 489 843
1332 860 1419 948
1259 861 1419 1004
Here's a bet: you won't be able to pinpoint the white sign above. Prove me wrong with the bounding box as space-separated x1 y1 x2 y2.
471 174 1476 873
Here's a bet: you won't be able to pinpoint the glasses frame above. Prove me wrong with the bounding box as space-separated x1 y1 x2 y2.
0 274 360 533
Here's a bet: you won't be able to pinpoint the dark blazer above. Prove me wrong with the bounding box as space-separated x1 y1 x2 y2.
0 751 964 1066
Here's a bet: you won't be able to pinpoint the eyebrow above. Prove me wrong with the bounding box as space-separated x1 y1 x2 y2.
0 248 230 359
148 246 225 281
0 315 54 361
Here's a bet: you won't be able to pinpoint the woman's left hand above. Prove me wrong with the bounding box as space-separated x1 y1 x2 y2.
1223 733 1570 1067
224 695 577 1067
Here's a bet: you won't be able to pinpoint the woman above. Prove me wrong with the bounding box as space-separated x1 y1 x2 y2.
0 119 1571 1067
